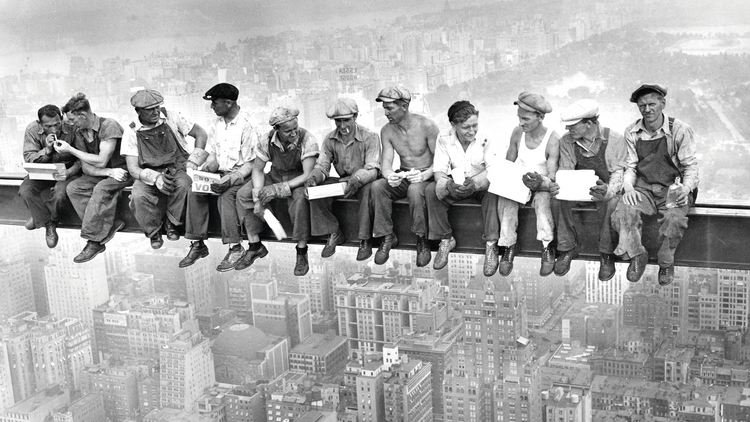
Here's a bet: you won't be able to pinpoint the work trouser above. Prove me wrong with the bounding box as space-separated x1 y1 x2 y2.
551 196 619 254
236 174 311 242
611 184 692 267
309 178 373 240
425 181 498 242
495 191 554 247
185 175 243 244
129 169 191 238
66 174 133 242
19 175 79 228
371 178 429 238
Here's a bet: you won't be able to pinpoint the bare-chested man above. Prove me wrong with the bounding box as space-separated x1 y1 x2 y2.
370 86 439 267
490 92 560 278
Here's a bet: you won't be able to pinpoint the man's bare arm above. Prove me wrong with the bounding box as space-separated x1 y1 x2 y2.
505 128 521 162
380 126 395 179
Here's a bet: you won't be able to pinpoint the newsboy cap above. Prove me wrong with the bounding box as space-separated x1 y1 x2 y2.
629 83 668 103
514 91 552 114
326 98 359 119
203 83 239 101
376 86 411 103
130 89 164 109
269 107 300 127
560 99 600 125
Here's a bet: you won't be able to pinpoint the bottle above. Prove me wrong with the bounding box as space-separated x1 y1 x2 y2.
665 176 682 208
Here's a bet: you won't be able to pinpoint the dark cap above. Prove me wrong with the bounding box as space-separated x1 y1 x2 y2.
514 91 552 114
130 89 164 109
376 86 411 103
203 83 239 101
629 83 668 103
447 100 476 123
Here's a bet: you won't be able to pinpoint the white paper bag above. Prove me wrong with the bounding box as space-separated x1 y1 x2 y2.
555 169 599 202
23 163 66 180
187 169 221 195
487 159 532 204
450 168 465 185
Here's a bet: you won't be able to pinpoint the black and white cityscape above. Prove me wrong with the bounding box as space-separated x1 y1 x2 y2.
1 0 750 421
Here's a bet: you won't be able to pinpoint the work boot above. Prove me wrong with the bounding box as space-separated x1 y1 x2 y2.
235 243 269 271
102 219 125 245
321 230 345 258
217 244 245 272
25 217 35 231
374 233 398 265
483 241 499 277
554 248 579 277
498 244 519 277
179 241 209 268
73 241 106 263
598 253 616 281
658 264 675 286
294 246 309 276
416 236 431 268
434 237 456 270
150 233 164 250
540 245 555 277
626 253 648 283
165 219 180 241
45 222 58 249
356 239 372 261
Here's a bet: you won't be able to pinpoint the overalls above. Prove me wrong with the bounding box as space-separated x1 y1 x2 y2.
552 129 620 254
612 128 691 266
238 130 311 241
66 117 133 243
129 121 192 238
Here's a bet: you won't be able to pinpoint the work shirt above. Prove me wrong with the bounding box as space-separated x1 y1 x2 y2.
255 128 319 163
23 120 77 165
315 124 380 184
206 110 259 172
559 124 627 193
73 115 127 170
433 128 493 200
623 113 699 191
120 109 195 157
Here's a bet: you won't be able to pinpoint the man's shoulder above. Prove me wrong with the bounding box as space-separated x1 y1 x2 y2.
25 120 42 133
509 126 524 141
356 124 378 138
99 117 124 136
623 119 642 136
413 113 438 129
601 127 625 143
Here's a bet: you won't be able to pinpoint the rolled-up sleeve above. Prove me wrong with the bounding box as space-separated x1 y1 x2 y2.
433 135 452 175
300 131 319 160
557 135 577 171
362 131 381 171
240 124 259 164
23 123 50 163
622 127 639 190
673 122 699 191
314 137 335 177
604 131 628 193
120 127 139 157
254 132 272 162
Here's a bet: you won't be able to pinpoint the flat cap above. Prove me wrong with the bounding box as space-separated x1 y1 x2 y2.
130 89 164 109
326 98 359 119
629 83 667 103
376 86 411 103
514 91 552 114
560 99 599 125
269 107 300 127
203 83 239 101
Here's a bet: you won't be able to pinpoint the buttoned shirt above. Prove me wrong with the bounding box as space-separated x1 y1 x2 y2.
559 124 628 193
120 109 195 157
623 113 699 191
206 110 259 172
23 120 77 164
434 128 493 178
255 128 319 163
315 124 380 183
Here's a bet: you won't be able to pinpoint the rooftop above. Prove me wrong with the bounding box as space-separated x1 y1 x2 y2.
291 333 347 357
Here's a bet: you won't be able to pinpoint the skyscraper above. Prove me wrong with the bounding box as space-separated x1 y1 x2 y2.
159 330 215 411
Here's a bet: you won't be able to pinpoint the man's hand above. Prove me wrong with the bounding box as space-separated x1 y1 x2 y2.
622 188 642 206
203 158 219 173
589 179 612 202
405 169 424 184
343 177 361 199
186 161 199 171
156 173 176 195
306 169 325 188
674 185 691 207
253 201 265 219
53 167 74 182
305 177 317 188
53 140 73 154
109 168 129 182
455 177 476 199
387 172 403 188
446 179 462 198
44 134 57 149
259 182 291 205
549 182 560 197
522 172 543 190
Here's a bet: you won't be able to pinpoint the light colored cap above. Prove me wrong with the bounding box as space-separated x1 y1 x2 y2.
130 89 164 109
268 107 300 127
560 99 600 125
376 86 411 103
326 98 359 119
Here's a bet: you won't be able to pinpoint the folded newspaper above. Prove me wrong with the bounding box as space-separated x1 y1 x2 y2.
23 163 66 180
187 169 220 195
487 159 532 204
555 169 599 202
